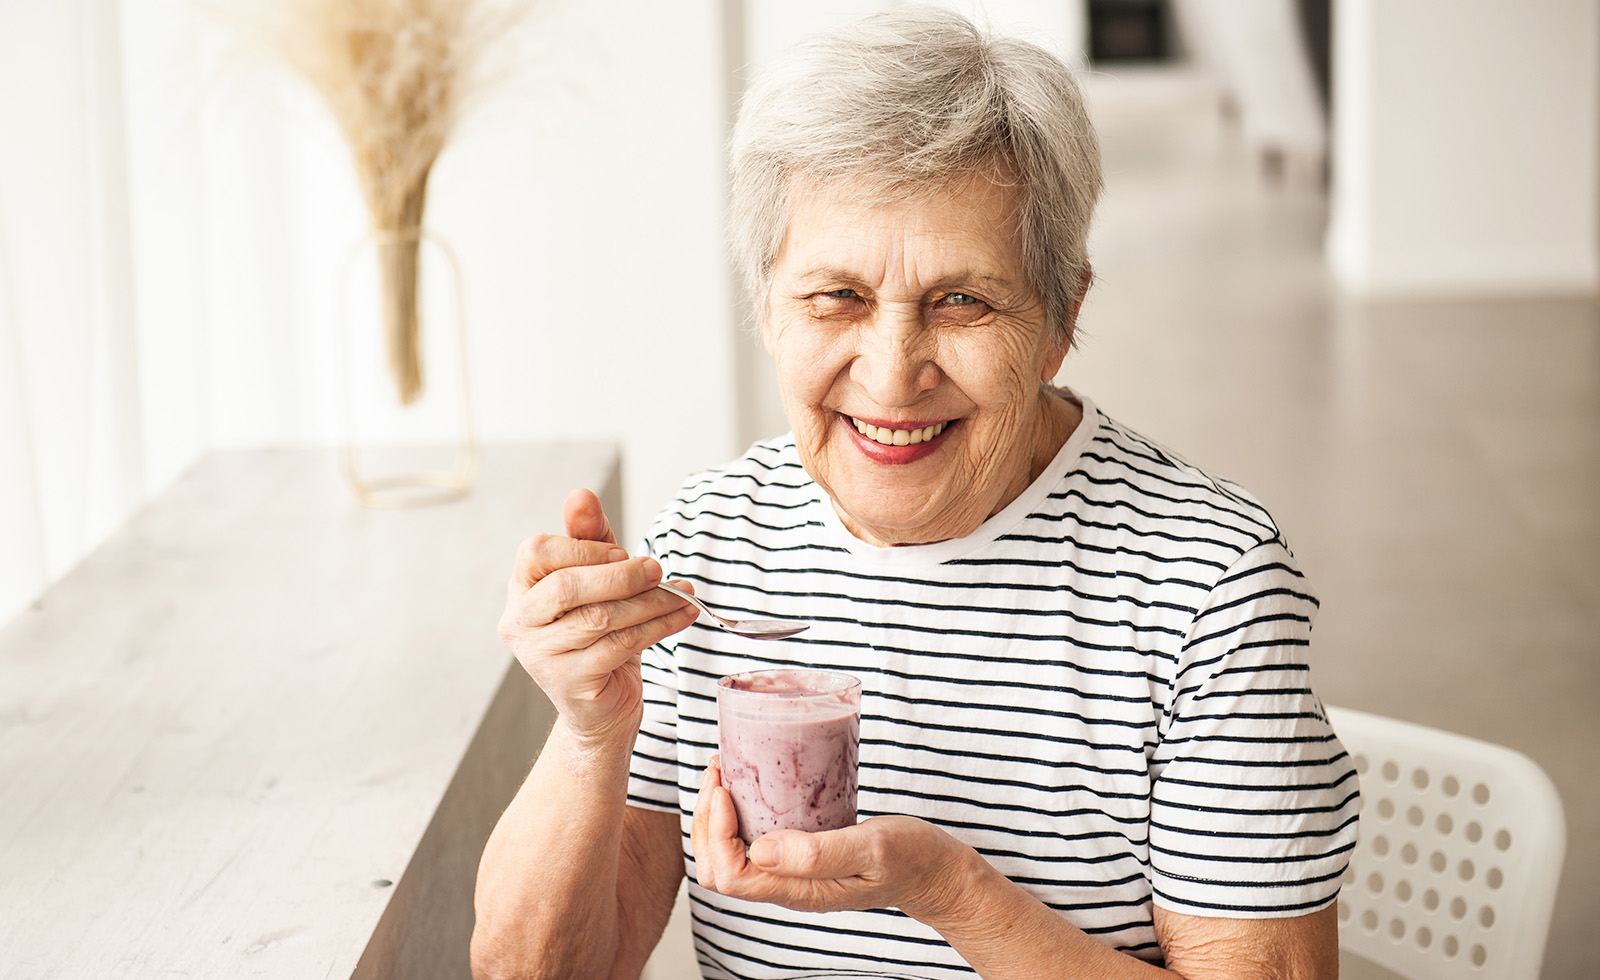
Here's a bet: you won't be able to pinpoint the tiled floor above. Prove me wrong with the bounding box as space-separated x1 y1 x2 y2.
1068 70 1599 980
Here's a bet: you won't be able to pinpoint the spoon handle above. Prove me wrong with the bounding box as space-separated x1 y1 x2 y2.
655 581 725 627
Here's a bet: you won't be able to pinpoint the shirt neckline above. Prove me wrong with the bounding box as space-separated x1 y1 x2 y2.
809 389 1102 567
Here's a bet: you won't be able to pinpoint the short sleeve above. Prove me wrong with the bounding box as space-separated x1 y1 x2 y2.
626 534 682 814
1148 538 1360 917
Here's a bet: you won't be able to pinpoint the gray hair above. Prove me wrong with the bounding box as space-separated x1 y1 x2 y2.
729 6 1103 347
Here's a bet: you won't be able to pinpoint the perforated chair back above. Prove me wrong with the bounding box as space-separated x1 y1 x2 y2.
1327 706 1565 980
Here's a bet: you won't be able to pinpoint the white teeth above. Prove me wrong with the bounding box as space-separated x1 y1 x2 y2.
849 417 949 446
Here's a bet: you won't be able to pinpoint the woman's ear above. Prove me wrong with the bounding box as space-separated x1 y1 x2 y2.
1069 264 1093 331
1039 342 1068 383
1061 263 1094 356
1040 264 1093 381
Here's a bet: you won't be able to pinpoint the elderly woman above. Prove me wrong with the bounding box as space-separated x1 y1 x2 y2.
473 8 1357 980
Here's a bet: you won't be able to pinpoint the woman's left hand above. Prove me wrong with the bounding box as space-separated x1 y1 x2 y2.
690 757 981 923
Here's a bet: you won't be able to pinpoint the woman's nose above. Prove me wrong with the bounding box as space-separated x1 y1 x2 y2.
849 310 940 406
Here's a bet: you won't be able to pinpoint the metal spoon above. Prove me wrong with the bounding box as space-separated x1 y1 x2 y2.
655 582 809 640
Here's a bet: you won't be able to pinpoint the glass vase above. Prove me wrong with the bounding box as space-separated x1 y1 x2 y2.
336 227 477 507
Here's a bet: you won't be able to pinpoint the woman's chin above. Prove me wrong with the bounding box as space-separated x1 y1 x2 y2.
831 494 971 546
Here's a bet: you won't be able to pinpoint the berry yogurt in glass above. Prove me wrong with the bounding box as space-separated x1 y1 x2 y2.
716 669 861 845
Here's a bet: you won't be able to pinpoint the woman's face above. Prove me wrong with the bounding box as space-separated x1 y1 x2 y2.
764 174 1076 546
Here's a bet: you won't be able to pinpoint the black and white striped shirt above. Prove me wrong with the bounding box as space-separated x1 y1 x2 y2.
628 394 1359 979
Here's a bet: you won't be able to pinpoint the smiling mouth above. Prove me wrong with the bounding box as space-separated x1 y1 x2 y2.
847 416 953 447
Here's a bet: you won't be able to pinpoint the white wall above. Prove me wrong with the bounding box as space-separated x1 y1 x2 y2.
426 0 743 547
191 0 745 547
1327 0 1600 296
745 0 1084 67
0 0 150 626
0 0 745 627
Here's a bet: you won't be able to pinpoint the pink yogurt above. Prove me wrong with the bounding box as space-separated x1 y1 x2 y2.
717 669 861 845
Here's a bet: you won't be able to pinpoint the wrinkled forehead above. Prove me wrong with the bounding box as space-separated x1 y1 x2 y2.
786 156 1024 223
770 172 1026 290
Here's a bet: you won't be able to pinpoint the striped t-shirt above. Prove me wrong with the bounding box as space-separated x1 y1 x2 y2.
627 393 1359 980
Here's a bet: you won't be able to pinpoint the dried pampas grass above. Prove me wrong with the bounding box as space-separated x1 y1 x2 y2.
235 0 520 404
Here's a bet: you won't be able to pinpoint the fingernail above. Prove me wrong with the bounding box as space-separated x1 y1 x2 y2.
606 548 626 562
643 558 663 583
749 838 781 867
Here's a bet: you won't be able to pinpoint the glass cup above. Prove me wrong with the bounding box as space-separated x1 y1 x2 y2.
716 669 862 845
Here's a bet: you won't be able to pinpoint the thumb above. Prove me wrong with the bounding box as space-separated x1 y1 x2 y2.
563 487 618 546
748 827 862 879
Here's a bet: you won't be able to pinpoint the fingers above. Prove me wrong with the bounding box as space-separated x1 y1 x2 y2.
563 488 617 545
701 785 752 894
692 761 895 913
692 756 725 891
508 533 625 599
609 593 701 650
552 600 699 678
505 485 624 599
514 556 666 631
541 576 697 653
711 786 742 852
748 825 868 880
691 756 756 894
501 584 697 695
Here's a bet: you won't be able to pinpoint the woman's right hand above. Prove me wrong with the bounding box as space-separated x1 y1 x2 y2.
498 488 700 744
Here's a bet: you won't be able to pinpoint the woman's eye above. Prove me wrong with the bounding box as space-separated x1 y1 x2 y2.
823 288 859 300
945 292 978 306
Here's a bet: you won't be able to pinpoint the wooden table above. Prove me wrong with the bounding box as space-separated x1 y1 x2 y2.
0 446 617 979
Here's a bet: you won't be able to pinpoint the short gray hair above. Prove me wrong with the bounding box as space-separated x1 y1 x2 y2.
729 6 1103 347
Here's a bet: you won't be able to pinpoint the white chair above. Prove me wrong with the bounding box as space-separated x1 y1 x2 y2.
1327 706 1566 980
